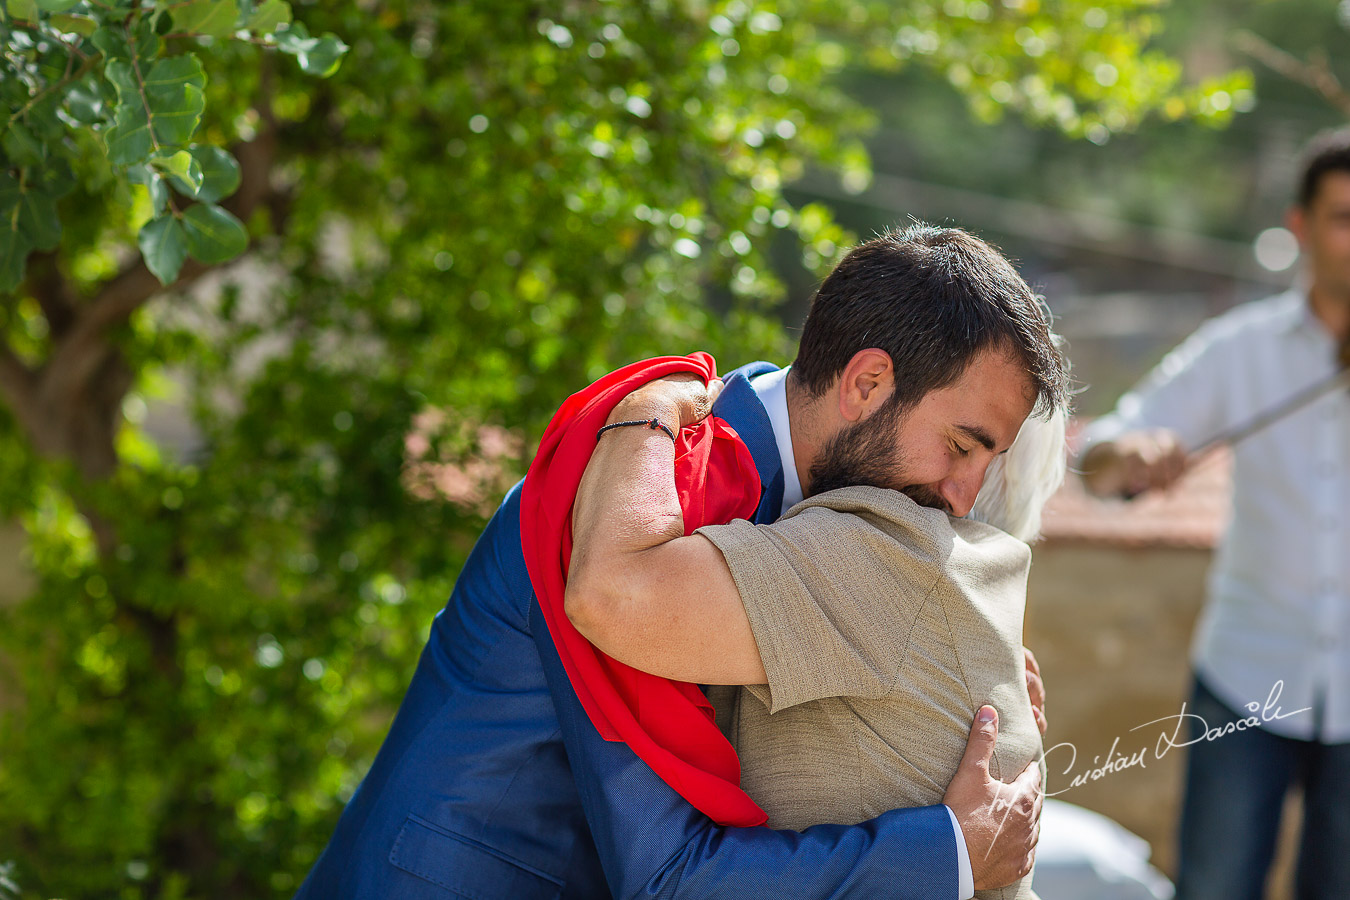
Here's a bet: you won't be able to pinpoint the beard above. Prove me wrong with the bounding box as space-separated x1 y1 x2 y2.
805 401 954 514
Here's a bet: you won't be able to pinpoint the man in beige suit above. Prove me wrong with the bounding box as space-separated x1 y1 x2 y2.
567 224 1065 897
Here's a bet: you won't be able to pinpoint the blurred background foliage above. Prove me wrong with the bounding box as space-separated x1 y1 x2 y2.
0 0 1338 896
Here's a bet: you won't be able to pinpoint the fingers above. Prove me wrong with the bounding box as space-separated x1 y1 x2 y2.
670 375 720 427
958 705 999 781
693 378 724 422
1012 760 1044 825
1014 756 1042 791
1008 761 1042 881
1023 647 1046 735
622 374 721 429
960 730 1041 891
1145 428 1188 489
1120 429 1189 497
1023 646 1041 680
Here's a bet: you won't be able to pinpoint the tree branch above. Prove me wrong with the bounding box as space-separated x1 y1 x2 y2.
1232 31 1350 118
0 338 42 442
24 251 80 338
0 340 34 406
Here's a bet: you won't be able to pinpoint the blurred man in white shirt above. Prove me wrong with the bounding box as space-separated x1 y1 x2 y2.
1079 129 1350 900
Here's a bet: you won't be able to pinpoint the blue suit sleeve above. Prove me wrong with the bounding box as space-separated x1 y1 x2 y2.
531 614 958 900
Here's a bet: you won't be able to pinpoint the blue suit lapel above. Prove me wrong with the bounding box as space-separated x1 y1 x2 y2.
713 362 784 525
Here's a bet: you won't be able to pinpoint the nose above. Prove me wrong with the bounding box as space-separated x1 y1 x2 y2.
939 468 986 518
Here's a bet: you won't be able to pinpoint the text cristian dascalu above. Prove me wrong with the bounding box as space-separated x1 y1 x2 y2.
1041 680 1310 796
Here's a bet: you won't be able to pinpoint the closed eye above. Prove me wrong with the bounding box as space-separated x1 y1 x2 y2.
954 423 997 452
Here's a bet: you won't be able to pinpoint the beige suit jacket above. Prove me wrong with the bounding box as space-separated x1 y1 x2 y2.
697 486 1043 900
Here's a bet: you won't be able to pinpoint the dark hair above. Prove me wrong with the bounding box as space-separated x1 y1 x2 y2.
790 223 1067 418
1298 127 1350 208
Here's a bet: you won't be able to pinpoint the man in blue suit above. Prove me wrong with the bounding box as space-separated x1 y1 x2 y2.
296 224 1060 899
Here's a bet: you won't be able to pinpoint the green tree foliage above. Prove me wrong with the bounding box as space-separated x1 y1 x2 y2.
0 1 1243 896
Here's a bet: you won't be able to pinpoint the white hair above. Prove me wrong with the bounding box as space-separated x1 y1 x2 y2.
967 405 1067 543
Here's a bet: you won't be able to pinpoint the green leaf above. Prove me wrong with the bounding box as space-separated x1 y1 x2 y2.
63 77 106 125
0 172 47 285
149 173 169 214
245 0 290 33
0 172 19 213
143 55 207 145
303 34 349 77
276 25 348 78
103 57 137 98
170 0 241 39
91 22 157 65
103 61 153 165
138 214 188 285
35 0 80 10
49 13 97 36
1 123 44 166
16 187 61 251
181 203 247 263
128 164 171 213
130 13 161 61
188 145 241 203
0 227 32 294
23 92 65 142
91 26 132 62
151 150 204 197
104 55 207 163
124 163 154 186
104 111 152 166
3 0 39 21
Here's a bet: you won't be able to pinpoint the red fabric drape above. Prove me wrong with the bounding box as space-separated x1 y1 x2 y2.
520 353 768 826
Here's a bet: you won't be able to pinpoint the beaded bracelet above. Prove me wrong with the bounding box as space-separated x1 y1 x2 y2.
596 417 676 442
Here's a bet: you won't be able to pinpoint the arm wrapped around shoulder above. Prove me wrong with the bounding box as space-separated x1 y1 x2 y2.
702 486 1044 899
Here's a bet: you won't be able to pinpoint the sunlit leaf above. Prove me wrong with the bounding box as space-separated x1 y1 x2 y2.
171 0 241 39
49 13 97 36
275 24 348 77
3 0 39 21
246 0 291 33
151 149 204 197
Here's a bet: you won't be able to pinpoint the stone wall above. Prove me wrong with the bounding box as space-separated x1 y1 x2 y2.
1027 541 1300 897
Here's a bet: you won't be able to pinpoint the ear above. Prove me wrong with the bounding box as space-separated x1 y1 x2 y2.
835 348 894 423
1287 205 1308 247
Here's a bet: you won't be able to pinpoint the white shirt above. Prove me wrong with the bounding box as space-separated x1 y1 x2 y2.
1082 291 1350 743
750 366 976 900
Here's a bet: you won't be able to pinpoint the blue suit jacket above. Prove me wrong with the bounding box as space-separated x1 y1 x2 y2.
295 362 958 899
